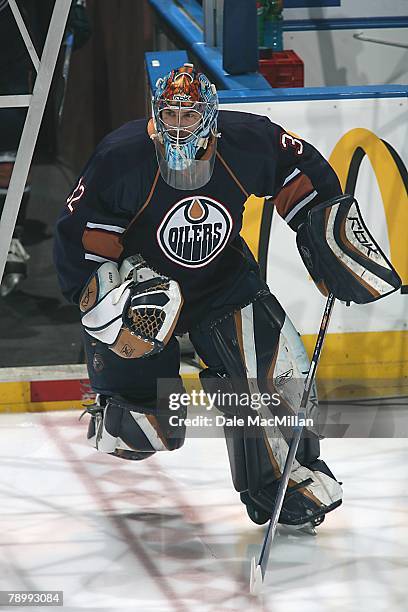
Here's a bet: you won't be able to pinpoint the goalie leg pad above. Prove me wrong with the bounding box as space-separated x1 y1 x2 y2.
194 290 342 526
83 332 186 459
86 382 187 459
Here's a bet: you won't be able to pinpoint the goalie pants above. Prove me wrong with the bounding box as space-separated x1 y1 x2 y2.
83 266 326 472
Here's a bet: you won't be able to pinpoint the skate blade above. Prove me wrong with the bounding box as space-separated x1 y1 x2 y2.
250 556 263 595
280 522 317 536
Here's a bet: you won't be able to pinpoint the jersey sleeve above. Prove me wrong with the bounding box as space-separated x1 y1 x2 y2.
261 119 342 230
53 152 132 304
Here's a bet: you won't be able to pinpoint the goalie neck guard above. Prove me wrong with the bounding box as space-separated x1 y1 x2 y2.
151 63 219 190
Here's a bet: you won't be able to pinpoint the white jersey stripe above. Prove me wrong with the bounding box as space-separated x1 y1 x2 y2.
264 168 301 200
283 167 301 187
86 222 125 233
85 253 113 264
284 190 317 224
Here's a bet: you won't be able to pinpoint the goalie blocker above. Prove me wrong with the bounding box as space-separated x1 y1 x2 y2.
296 194 401 303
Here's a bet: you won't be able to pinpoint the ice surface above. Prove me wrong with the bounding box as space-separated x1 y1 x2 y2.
0 411 407 611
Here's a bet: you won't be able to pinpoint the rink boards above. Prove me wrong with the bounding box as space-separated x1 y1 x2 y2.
220 94 408 381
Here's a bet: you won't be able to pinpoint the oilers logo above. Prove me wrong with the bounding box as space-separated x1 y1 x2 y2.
157 196 233 267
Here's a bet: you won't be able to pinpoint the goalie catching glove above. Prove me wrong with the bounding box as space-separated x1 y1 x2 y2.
79 255 183 358
296 194 401 303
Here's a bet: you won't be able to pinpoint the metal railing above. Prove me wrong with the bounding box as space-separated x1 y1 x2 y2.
202 0 224 48
0 0 71 284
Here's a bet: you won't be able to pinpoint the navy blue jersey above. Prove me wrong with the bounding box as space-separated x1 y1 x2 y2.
54 110 341 332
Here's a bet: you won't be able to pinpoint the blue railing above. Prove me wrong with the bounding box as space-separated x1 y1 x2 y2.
147 0 408 102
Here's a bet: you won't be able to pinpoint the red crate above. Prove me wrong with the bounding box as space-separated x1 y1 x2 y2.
258 50 304 88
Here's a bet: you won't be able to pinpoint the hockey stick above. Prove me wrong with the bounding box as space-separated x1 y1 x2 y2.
250 291 336 595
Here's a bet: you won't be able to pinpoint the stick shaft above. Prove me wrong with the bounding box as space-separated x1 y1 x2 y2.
258 292 336 579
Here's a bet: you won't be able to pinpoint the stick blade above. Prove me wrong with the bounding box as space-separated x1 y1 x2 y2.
250 556 263 595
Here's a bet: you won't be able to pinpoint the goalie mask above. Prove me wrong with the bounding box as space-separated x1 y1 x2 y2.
151 63 219 190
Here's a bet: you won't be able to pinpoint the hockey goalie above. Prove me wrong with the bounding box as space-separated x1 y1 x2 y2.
54 64 401 531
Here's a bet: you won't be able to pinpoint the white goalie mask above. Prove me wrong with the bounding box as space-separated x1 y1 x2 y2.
151 63 219 190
